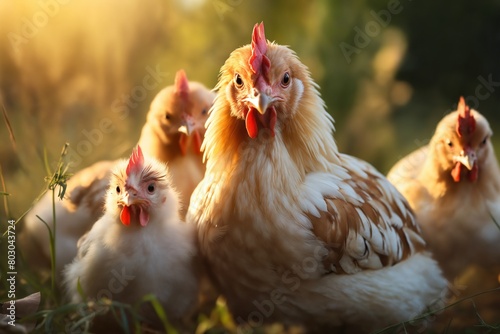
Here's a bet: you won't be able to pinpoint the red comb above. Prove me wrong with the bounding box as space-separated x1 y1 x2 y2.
456 96 476 137
249 22 271 77
174 69 189 100
126 145 144 176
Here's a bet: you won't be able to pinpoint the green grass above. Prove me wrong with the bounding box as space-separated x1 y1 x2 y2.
374 287 500 334
0 142 235 333
1 135 499 333
3 158 499 333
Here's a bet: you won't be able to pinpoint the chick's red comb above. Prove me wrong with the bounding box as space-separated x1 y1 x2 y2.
126 145 144 176
249 22 271 77
174 69 189 101
456 96 476 137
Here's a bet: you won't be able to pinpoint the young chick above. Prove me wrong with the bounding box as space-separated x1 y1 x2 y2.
388 97 500 280
21 70 213 278
64 146 199 329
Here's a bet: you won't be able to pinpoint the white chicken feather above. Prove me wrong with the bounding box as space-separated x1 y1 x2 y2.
21 70 214 279
188 22 447 332
64 146 199 327
388 97 500 280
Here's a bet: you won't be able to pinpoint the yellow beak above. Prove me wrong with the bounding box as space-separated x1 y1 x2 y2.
453 149 476 171
178 114 196 136
244 88 274 115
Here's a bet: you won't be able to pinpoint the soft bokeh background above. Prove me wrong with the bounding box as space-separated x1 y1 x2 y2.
0 0 499 330
1 0 500 221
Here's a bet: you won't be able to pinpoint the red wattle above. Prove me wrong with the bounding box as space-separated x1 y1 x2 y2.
179 133 188 156
192 130 202 154
451 162 479 183
245 109 259 139
245 107 277 139
469 163 479 182
451 163 462 182
120 206 131 226
139 207 149 227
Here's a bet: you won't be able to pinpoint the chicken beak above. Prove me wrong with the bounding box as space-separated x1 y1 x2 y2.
118 192 133 207
178 124 192 136
453 148 477 171
118 190 150 227
118 190 145 207
178 114 195 136
245 88 274 115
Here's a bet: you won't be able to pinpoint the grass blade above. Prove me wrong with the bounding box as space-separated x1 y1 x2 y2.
119 306 131 334
76 277 87 300
0 163 10 218
472 301 500 330
2 103 16 150
141 294 178 334
373 287 500 334
488 210 500 231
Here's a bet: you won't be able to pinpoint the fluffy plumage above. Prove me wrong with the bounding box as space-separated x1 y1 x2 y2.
64 146 198 328
187 22 447 332
388 97 500 279
138 69 215 213
21 70 214 278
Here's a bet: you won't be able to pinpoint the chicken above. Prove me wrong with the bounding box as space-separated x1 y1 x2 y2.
64 146 199 329
138 69 214 214
21 160 114 275
187 22 447 332
387 97 500 280
21 69 214 278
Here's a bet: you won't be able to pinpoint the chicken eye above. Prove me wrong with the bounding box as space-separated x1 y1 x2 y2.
480 136 488 146
116 186 121 193
445 139 453 148
281 72 291 87
201 108 207 115
234 73 244 89
147 184 155 193
166 113 172 120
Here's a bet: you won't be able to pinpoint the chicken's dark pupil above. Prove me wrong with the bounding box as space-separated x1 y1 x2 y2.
148 184 155 192
235 74 243 87
166 113 171 120
283 73 290 84
202 108 207 115
447 140 453 147
116 186 121 193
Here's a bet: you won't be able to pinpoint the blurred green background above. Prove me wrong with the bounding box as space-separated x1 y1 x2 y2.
1 0 500 222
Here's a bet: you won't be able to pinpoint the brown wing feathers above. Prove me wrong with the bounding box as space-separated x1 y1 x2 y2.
311 165 424 275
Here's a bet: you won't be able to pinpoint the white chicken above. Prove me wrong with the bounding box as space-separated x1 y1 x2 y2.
187 22 447 332
138 69 214 214
21 69 214 278
64 146 199 329
388 97 500 280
